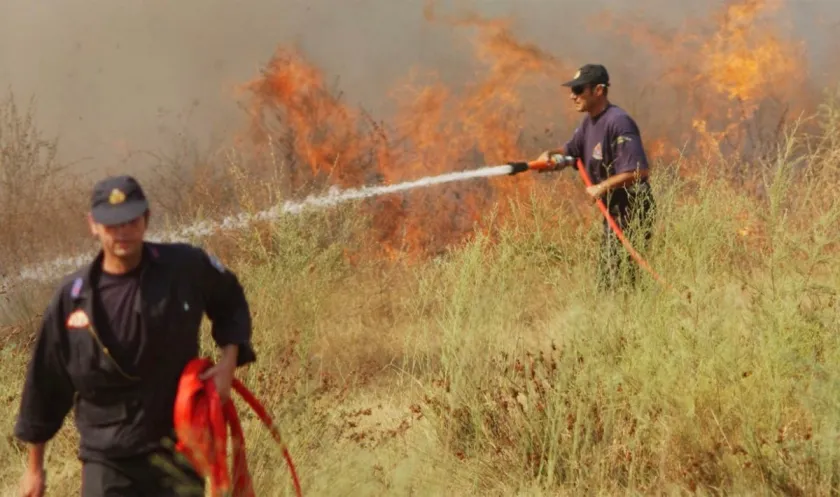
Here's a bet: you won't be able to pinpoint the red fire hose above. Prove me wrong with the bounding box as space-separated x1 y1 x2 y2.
173 357 303 497
510 156 671 290
569 157 670 288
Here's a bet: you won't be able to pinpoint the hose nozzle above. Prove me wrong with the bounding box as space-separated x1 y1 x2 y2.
509 155 576 175
549 154 576 168
507 162 530 175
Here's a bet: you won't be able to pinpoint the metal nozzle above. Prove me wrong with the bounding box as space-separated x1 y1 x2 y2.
507 162 530 175
549 154 576 167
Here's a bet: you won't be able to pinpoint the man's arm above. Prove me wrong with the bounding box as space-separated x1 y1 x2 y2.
196 248 256 367
537 123 584 170
14 289 76 476
563 124 585 159
27 444 45 470
604 114 650 192
588 169 649 197
20 444 46 497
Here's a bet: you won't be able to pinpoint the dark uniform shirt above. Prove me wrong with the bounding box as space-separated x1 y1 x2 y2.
95 258 145 375
564 103 651 217
13 242 256 461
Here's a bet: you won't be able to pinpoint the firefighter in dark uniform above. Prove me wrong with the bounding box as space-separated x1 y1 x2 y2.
536 64 656 289
14 175 257 497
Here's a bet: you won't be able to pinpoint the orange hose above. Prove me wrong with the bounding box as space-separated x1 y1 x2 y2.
571 158 670 289
526 158 671 290
174 357 303 497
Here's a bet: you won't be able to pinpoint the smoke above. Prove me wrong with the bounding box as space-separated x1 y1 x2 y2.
0 0 837 176
1 0 838 288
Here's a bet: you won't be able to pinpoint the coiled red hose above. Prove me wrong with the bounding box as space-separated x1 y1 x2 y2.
173 357 303 497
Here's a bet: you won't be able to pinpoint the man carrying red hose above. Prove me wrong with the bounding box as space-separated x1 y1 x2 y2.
537 64 656 289
14 175 257 496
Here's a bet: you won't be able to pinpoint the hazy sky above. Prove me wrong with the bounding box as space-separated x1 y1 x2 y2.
0 0 836 176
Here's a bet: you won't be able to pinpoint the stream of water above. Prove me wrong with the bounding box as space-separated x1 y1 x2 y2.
1 164 516 291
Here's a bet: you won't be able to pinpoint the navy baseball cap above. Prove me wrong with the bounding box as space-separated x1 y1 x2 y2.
562 64 610 88
90 175 149 225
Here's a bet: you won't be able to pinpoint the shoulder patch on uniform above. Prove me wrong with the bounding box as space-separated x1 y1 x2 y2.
66 309 90 329
616 136 633 145
208 254 226 273
70 277 83 299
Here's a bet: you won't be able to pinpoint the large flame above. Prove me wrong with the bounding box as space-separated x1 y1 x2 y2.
600 0 808 163
240 4 573 259
238 0 818 260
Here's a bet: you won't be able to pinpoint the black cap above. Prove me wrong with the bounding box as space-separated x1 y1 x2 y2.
562 64 610 88
90 175 149 226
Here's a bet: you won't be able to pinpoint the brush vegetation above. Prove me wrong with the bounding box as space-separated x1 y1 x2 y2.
2 87 840 496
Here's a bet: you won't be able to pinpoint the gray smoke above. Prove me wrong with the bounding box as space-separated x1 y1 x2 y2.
0 0 836 177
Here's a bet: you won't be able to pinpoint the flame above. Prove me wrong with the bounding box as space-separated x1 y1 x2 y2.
235 0 820 261
242 49 375 189
599 0 808 162
704 0 797 106
239 3 572 260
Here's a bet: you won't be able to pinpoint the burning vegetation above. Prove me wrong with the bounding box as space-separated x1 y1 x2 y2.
233 0 818 261
599 0 809 164
3 0 840 495
239 5 574 259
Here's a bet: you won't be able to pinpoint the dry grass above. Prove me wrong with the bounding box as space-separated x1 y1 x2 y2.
0 91 91 270
2 83 840 496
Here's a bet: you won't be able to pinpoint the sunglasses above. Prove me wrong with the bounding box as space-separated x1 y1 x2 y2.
571 83 607 96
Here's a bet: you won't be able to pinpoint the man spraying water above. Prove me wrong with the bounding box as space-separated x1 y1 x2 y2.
533 64 656 289
2 64 656 293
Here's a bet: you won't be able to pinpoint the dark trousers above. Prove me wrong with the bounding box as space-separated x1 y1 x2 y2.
81 449 205 497
597 183 656 290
